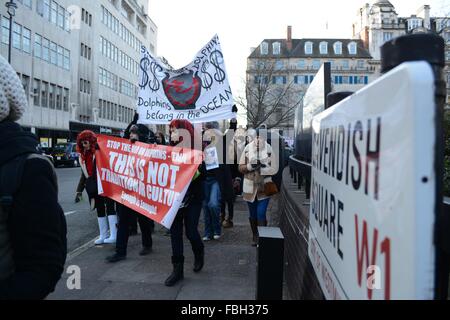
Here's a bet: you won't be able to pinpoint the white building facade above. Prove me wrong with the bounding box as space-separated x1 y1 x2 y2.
353 0 450 106
0 0 157 147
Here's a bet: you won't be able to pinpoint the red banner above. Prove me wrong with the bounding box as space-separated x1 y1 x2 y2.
95 135 203 229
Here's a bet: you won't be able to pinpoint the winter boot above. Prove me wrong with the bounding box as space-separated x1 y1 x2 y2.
165 256 184 287
95 217 109 245
249 218 258 247
104 215 118 244
193 247 204 273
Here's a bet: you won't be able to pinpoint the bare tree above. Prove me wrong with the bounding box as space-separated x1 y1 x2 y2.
238 60 303 129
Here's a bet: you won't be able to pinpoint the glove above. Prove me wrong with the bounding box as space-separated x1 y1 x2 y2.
75 192 82 203
232 104 238 113
133 112 139 123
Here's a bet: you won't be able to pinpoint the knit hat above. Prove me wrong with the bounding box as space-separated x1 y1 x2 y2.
0 54 28 122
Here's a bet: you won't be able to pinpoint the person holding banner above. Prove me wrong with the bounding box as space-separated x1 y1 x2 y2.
165 119 205 287
75 131 118 245
239 128 278 246
106 118 156 263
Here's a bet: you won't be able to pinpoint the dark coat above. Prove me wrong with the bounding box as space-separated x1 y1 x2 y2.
0 121 67 299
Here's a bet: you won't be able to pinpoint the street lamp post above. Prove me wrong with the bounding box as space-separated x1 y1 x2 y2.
5 0 17 64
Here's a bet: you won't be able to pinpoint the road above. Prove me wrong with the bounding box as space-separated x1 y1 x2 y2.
55 166 98 253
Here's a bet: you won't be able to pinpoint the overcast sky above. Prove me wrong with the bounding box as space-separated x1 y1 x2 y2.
148 0 449 122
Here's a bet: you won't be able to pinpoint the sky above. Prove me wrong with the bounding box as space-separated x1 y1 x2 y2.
148 0 449 122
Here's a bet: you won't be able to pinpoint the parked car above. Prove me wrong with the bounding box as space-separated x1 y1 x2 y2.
51 142 79 167
37 144 54 166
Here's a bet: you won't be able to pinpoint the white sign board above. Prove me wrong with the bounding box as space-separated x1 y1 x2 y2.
308 62 436 300
137 34 236 124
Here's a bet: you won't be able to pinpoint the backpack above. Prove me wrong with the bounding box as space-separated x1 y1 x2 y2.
0 153 55 215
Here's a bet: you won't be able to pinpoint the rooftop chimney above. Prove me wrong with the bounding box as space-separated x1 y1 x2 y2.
287 26 292 51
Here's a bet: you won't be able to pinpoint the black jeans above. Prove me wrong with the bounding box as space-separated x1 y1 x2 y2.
115 204 154 256
170 201 204 258
96 196 116 218
220 198 234 220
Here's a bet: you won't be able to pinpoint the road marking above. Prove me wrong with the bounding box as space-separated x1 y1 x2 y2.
64 211 77 216
66 237 98 262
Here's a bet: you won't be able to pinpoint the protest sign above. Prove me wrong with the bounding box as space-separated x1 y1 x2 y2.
95 135 203 229
137 34 236 124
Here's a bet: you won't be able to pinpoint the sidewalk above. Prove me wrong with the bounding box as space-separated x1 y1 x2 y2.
48 197 277 300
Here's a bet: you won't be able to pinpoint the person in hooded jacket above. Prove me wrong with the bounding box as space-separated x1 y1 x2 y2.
75 130 118 245
0 55 66 299
165 119 205 287
106 114 155 262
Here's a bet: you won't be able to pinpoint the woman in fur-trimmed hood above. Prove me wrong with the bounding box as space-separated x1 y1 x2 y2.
75 130 117 246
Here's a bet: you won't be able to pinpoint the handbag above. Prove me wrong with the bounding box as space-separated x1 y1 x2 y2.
264 178 279 196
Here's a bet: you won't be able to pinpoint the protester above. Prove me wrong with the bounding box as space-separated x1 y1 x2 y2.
221 118 245 228
203 123 234 238
155 131 166 145
75 130 117 245
0 55 66 299
165 119 205 287
106 115 155 262
239 128 278 246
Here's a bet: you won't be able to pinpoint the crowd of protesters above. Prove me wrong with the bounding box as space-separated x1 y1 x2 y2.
0 52 282 297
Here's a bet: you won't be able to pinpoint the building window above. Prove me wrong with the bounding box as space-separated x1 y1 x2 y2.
319 42 328 54
80 78 84 93
2 17 9 45
333 42 342 55
260 42 268 55
50 1 57 24
56 86 62 110
57 5 64 28
57 45 64 68
33 79 41 106
357 60 365 69
383 32 393 42
63 88 69 111
342 60 349 70
34 34 42 58
13 22 22 50
42 38 49 62
312 60 321 70
348 42 357 55
21 74 30 95
50 42 57 65
272 76 287 85
354 76 368 84
41 81 48 107
275 60 284 70
49 83 55 109
273 42 281 55
294 75 308 85
305 41 313 54
22 27 31 53
64 49 70 70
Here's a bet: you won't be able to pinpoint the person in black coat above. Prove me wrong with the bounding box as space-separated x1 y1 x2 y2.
165 119 205 287
106 114 155 262
0 54 66 299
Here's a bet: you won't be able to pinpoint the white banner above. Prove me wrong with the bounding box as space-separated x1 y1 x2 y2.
308 61 436 300
136 34 236 124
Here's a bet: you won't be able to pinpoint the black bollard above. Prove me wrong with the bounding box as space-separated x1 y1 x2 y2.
381 33 447 300
256 227 285 300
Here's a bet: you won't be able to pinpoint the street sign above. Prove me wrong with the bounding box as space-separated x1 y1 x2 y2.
308 61 436 300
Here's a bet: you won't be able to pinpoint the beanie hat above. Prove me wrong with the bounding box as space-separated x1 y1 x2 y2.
0 54 28 122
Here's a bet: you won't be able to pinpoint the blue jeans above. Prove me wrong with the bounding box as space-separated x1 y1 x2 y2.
203 177 222 238
247 198 270 221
